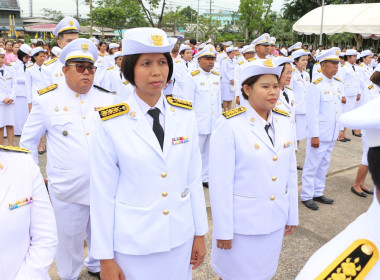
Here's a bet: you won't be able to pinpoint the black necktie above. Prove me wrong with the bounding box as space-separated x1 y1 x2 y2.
23 64 26 71
120 70 123 79
352 65 355 72
264 123 274 146
148 108 164 150
301 73 303 79
283 91 289 104
186 62 188 68
0 69 3 76
39 67 41 72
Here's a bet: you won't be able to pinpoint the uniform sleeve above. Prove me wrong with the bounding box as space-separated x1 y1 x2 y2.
10 67 17 100
287 143 299 226
41 65 53 87
90 116 120 259
15 155 57 280
209 119 235 240
224 61 233 82
306 83 321 138
338 67 347 97
182 73 196 103
173 64 186 98
187 111 208 235
25 70 33 104
234 65 242 98
20 99 47 163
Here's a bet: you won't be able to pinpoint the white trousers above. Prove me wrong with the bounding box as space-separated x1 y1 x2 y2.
301 139 335 201
198 134 211 183
14 96 29 136
49 191 99 280
342 95 357 114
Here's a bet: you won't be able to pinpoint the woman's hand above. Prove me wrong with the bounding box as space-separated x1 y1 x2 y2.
100 259 125 280
217 239 232 250
190 235 206 270
285 225 296 236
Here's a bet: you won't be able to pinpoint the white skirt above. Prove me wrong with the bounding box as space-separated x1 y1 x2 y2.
361 130 369 166
221 83 235 101
14 96 29 135
0 103 16 127
295 114 307 141
211 229 284 280
114 238 193 280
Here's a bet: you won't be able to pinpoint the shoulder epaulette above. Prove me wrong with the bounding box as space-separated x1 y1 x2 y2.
166 96 193 110
107 66 114 71
211 70 220 76
0 145 30 154
5 63 11 66
285 86 293 91
238 61 245 65
334 77 342 82
98 53 104 57
317 68 322 73
316 62 320 65
341 63 345 67
273 55 278 57
247 58 256 62
368 84 374 90
313 77 323 85
292 68 295 71
124 80 130 85
44 57 58 66
273 108 290 117
37 83 58 96
359 64 363 67
175 60 181 63
315 239 378 280
26 63 34 69
223 57 227 60
191 70 200 77
222 107 246 119
93 85 116 95
98 103 129 121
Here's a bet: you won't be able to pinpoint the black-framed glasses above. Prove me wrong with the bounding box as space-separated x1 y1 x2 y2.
66 64 97 74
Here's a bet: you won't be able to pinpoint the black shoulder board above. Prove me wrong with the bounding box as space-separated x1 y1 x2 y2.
93 85 117 95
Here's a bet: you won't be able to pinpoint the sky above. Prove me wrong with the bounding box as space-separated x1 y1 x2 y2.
17 0 287 19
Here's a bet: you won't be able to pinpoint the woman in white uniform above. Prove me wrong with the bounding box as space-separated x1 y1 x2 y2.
0 145 58 279
90 27 208 280
107 42 120 68
12 44 32 136
209 59 298 280
350 66 380 197
0 48 16 146
291 49 310 147
221 46 236 111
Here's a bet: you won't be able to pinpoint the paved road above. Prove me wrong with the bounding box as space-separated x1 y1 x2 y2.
11 130 375 279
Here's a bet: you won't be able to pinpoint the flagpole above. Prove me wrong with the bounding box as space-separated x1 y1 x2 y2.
319 0 325 45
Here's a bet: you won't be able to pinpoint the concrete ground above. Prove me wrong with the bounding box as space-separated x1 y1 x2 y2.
10 130 374 280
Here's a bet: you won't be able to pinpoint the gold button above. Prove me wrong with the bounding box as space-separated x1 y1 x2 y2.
250 117 255 122
289 111 291 114
161 172 167 178
0 163 3 170
86 132 90 135
272 176 277 181
162 191 168 197
75 93 79 97
170 107 175 112
272 156 278 161
83 116 86 119
80 100 84 104
163 209 169 215
270 196 275 201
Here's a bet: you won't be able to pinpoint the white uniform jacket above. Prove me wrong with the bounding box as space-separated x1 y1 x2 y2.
90 92 208 258
220 57 235 85
25 63 46 104
183 68 221 134
362 83 380 104
20 83 115 205
172 58 196 98
312 62 321 80
0 149 57 280
306 74 343 141
292 67 310 114
234 59 247 99
94 53 110 86
296 201 380 279
209 106 298 240
0 65 16 102
41 58 65 86
276 86 296 125
358 63 374 93
340 62 361 97
11 60 30 99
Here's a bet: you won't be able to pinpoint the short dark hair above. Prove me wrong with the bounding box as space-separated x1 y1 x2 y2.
121 52 173 86
241 74 263 100
368 147 380 188
189 39 196 45
370 71 380 86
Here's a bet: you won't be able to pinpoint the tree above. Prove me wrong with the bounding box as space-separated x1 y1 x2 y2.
41 8 65 22
238 0 273 42
162 7 187 35
269 17 293 46
136 0 167 28
179 6 197 23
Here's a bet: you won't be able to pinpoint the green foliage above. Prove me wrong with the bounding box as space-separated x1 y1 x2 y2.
179 6 197 23
269 17 293 46
41 8 65 22
162 7 187 34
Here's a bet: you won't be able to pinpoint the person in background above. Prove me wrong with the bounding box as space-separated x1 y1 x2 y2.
189 38 198 56
7 42 19 64
107 43 120 68
172 44 195 99
4 41 14 64
220 46 236 111
251 33 271 59
171 46 181 63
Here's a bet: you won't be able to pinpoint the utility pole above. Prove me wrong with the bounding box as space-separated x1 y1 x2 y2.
29 0 33 17
209 0 212 33
76 0 79 21
319 0 325 46
196 0 199 42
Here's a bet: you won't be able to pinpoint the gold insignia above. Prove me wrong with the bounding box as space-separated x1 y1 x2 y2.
68 20 74 26
55 73 58 77
151 34 163 46
238 61 245 65
209 47 213 51
211 70 220 76
315 239 378 280
166 97 193 110
222 107 246 119
98 103 129 121
170 107 175 112
263 59 274 67
107 66 114 71
334 77 342 82
81 43 89 52
317 68 322 73
44 57 58 66
368 85 374 90
38 84 58 96
266 35 269 40
63 106 68 111
62 130 68 136
254 143 260 149
313 77 323 85
0 145 30 154
26 64 34 68
273 108 290 117
54 106 59 112
129 111 136 118
191 70 200 76
28 51 32 55
250 117 255 122
316 62 320 65
285 86 292 91
124 81 129 85
336 50 339 55
247 57 256 62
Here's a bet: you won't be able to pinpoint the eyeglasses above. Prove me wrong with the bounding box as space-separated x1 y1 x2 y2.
66 64 97 74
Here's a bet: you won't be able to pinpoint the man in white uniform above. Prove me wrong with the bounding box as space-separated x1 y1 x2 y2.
20 39 116 280
183 45 222 188
301 48 344 211
41 17 80 86
296 96 380 279
251 33 271 59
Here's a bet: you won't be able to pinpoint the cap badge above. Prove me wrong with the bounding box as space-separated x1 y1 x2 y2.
68 20 74 26
263 59 274 68
336 50 339 55
209 47 213 51
151 34 163 47
266 35 269 40
81 43 89 52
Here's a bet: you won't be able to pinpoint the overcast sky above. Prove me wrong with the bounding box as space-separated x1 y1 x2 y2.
18 0 286 19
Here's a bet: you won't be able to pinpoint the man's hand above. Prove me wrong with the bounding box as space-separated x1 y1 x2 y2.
190 235 206 270
285 225 296 236
236 96 240 105
230 79 234 86
356 94 361 101
311 137 320 148
341 96 346 104
216 239 232 250
3 98 13 104
100 259 125 280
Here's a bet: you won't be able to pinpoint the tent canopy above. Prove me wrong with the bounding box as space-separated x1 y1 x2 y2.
292 3 380 39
